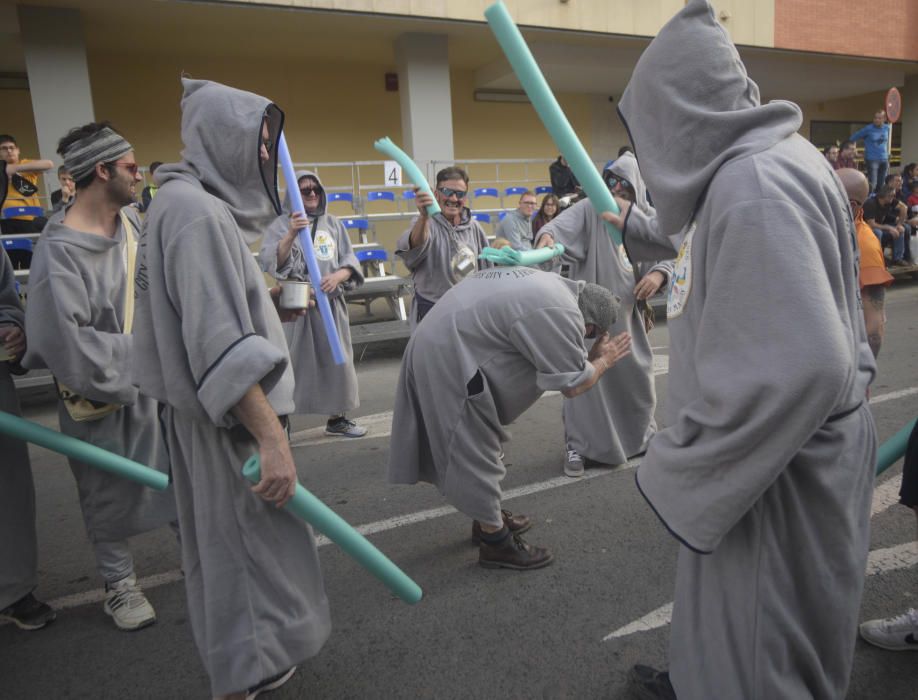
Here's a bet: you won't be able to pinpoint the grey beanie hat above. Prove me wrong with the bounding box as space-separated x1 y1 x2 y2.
578 282 621 333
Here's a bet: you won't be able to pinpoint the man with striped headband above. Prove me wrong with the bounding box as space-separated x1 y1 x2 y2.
23 122 176 632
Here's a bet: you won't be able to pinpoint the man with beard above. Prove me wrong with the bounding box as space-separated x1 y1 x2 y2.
615 1 876 698
396 166 490 326
23 122 176 632
132 79 330 700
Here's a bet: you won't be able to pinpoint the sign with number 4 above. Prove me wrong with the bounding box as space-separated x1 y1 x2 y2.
384 161 402 187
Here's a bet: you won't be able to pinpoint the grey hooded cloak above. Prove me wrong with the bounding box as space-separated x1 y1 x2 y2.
23 209 176 545
618 2 876 697
388 267 593 524
133 79 330 695
0 249 38 610
396 207 491 326
259 170 363 415
535 166 673 465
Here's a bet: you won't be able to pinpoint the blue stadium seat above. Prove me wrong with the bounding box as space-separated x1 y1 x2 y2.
473 187 499 199
535 185 553 195
402 190 416 200
498 211 508 221
472 213 491 224
2 237 34 270
342 218 369 232
2 206 44 219
366 191 395 202
356 248 389 263
504 186 527 196
326 192 354 206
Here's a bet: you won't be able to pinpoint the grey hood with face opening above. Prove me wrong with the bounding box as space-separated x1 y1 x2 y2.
608 152 651 216
617 0 802 239
154 78 284 246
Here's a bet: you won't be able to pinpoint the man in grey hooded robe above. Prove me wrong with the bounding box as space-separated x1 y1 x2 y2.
259 169 367 437
23 122 176 632
388 267 631 570
133 79 330 699
616 2 876 698
535 154 673 476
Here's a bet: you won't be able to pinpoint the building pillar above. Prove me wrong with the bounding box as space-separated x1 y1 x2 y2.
900 76 918 169
18 5 95 191
395 33 454 180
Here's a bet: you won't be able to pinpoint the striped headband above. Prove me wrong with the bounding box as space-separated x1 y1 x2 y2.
62 127 133 183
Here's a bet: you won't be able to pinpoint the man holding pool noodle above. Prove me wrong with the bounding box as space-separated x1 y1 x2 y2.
132 79 330 700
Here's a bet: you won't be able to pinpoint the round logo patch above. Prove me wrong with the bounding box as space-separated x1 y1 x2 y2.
313 230 336 262
667 222 696 319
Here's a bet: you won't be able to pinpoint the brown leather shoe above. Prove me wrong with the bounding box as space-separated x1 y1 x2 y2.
478 532 553 570
471 509 532 543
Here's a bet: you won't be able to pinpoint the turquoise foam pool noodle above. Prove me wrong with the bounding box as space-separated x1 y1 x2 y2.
242 455 422 605
876 417 916 476
484 1 622 246
0 410 168 490
479 243 565 266
373 137 441 217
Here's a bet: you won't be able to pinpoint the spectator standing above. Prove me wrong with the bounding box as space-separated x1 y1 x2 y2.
0 134 53 234
850 110 891 192
548 155 581 199
531 193 559 239
396 167 491 326
139 161 161 213
258 170 368 438
493 190 536 251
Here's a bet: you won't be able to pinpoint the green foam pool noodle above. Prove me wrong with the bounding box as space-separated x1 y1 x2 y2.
484 1 622 246
242 455 422 605
876 417 917 476
0 410 169 490
479 243 565 266
373 137 441 217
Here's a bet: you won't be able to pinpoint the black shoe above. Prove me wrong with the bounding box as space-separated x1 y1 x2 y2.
479 532 553 570
471 509 532 543
0 593 56 631
628 665 676 700
246 666 297 699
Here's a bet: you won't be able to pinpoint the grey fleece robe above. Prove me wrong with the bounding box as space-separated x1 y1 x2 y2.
23 209 176 545
619 2 876 698
259 170 364 415
0 249 38 610
535 166 673 465
133 78 330 696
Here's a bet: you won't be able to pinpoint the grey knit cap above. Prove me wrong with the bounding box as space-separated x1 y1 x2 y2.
62 127 133 183
578 282 620 333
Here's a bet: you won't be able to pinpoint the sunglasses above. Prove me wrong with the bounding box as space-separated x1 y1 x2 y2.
606 175 632 189
300 186 320 196
437 187 468 200
108 161 140 176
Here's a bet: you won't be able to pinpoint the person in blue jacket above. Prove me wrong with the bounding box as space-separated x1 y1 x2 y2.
850 110 891 193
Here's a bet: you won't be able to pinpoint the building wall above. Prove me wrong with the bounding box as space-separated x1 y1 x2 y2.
2 89 41 160
775 0 918 61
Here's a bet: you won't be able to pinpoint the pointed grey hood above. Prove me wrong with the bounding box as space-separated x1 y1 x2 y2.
608 152 651 216
155 78 284 245
287 169 327 218
618 0 802 238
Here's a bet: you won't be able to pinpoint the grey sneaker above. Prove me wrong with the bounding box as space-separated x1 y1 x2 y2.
104 574 156 631
324 417 368 438
859 608 918 651
564 449 584 478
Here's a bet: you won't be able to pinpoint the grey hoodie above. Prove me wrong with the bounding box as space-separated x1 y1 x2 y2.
133 78 293 426
618 2 876 698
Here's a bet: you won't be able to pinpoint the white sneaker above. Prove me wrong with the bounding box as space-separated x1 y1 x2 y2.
103 574 156 631
564 449 584 478
859 608 918 651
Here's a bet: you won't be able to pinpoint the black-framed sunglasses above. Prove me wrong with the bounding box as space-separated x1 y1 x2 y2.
437 187 468 200
605 174 632 189
300 186 320 196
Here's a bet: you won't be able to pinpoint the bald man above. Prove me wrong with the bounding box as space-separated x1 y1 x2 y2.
837 168 893 358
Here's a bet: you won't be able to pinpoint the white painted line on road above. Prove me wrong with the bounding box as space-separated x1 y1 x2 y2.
602 603 673 641
872 477 904 517
866 542 918 576
869 387 918 405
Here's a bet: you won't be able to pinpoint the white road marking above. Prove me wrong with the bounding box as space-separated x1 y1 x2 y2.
872 477 904 517
868 387 918 405
602 603 673 641
866 542 918 576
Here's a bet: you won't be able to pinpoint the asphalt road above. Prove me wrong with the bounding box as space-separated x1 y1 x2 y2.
3 280 918 699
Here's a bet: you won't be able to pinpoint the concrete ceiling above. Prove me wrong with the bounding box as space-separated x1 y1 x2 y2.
1 0 915 103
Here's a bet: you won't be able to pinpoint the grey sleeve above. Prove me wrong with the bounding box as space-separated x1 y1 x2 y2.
622 205 678 263
0 250 24 328
535 200 590 261
395 217 431 270
23 247 137 404
509 306 594 392
164 213 288 427
334 218 364 290
637 201 861 552
257 216 288 278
